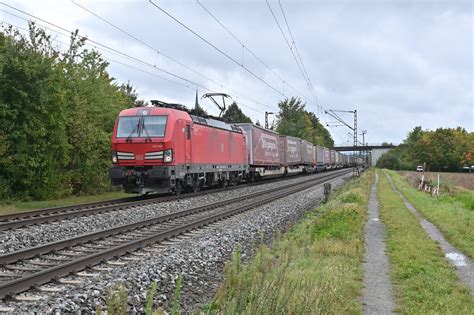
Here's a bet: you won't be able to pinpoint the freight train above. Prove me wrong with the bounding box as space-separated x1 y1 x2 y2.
109 101 362 194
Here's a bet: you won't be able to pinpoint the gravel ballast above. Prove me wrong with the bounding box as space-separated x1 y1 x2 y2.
2 173 352 313
0 173 337 254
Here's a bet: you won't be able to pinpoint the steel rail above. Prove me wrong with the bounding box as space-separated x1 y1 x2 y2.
0 169 349 265
0 170 351 299
0 195 149 221
0 169 349 231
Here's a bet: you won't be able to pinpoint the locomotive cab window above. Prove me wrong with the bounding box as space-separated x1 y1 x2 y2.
116 115 167 138
116 116 140 138
143 116 167 137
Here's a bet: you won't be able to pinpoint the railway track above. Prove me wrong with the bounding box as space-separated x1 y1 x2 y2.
0 169 351 299
0 169 350 231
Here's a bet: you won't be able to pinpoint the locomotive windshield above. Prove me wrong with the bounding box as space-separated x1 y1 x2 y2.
116 116 167 138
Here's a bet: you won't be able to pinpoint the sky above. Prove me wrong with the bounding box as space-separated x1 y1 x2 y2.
1 0 472 145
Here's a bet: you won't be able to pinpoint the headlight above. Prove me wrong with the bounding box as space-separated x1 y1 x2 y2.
112 151 118 164
164 149 173 162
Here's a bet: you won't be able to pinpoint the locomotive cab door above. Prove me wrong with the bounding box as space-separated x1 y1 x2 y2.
184 123 191 166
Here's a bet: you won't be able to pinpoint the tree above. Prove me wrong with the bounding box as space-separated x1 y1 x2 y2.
306 111 334 147
119 81 144 107
0 25 70 199
275 97 313 141
222 102 252 123
0 23 135 199
275 97 333 147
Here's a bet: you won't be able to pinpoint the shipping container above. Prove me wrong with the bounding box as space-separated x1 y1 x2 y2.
301 140 314 165
312 146 317 166
316 146 325 166
236 123 280 166
279 135 302 165
330 150 336 165
323 147 331 166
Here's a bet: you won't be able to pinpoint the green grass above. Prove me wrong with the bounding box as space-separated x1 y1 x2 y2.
377 172 474 314
0 191 129 216
205 170 374 314
388 170 474 259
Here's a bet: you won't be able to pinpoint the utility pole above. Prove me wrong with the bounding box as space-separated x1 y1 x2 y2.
265 111 274 129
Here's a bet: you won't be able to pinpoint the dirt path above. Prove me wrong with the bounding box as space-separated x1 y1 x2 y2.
361 171 397 314
384 171 474 294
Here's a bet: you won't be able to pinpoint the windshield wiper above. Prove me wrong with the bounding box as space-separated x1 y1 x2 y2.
142 122 152 142
126 120 140 143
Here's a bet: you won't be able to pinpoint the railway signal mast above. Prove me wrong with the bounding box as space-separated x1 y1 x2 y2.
360 130 367 164
325 109 359 176
265 111 275 130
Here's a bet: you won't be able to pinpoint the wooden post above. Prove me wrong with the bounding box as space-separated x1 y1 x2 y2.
324 183 331 203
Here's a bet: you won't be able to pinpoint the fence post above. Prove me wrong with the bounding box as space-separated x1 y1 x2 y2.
324 183 331 203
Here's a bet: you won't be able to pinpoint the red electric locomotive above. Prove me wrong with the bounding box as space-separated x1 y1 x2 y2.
109 100 248 194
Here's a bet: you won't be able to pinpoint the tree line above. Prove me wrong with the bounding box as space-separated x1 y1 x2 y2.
0 24 137 200
377 126 473 171
0 24 335 201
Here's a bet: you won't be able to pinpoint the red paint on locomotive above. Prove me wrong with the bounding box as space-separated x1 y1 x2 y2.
109 106 247 194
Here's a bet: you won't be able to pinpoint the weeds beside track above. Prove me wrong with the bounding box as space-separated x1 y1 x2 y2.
206 170 373 314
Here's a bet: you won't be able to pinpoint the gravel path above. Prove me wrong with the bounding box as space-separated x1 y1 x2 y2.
0 174 328 254
2 173 351 313
361 171 397 314
384 171 474 294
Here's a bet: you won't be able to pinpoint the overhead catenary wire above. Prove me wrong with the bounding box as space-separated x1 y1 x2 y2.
70 1 272 111
266 0 336 132
148 0 287 99
265 0 316 106
0 3 269 113
195 0 313 105
277 0 322 112
1 18 266 116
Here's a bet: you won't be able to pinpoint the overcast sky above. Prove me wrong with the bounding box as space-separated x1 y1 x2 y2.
1 0 472 145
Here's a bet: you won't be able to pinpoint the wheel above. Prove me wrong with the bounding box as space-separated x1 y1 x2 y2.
220 179 228 188
191 176 199 193
174 180 182 195
229 174 237 186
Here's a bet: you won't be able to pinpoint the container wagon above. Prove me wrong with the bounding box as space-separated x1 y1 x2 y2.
237 123 283 179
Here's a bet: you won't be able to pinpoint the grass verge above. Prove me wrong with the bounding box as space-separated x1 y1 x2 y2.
388 170 474 259
378 172 474 314
205 170 374 314
0 191 129 216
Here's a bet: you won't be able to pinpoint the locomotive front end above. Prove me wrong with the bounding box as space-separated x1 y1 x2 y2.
109 106 180 194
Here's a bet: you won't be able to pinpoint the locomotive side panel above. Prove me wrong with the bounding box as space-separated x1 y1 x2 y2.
228 131 247 165
191 123 246 166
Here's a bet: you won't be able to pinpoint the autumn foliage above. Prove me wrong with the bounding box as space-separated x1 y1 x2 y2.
377 126 474 171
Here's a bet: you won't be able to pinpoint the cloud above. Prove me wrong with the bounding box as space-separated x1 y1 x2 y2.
2 0 472 144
